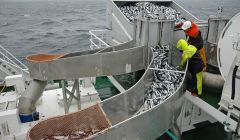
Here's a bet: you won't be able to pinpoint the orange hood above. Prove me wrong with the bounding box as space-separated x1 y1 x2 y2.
184 21 199 37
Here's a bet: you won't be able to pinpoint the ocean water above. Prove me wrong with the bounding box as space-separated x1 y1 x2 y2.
0 0 239 63
0 0 106 62
174 0 240 20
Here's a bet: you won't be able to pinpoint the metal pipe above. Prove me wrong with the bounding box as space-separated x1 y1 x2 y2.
203 72 224 90
18 79 47 115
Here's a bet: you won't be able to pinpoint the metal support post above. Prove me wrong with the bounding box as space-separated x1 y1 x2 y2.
61 79 81 114
61 80 68 114
75 79 81 110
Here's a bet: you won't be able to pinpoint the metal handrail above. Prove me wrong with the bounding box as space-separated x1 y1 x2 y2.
89 30 110 50
0 51 20 68
0 57 20 73
0 57 30 76
0 44 29 79
90 41 100 49
0 45 28 70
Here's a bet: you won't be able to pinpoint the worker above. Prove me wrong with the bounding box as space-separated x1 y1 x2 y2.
176 21 207 71
176 39 204 96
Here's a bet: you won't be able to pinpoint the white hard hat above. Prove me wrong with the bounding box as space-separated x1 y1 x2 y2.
181 21 192 30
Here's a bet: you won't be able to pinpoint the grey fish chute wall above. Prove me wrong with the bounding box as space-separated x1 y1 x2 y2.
27 41 145 81
21 40 137 116
26 42 187 140
95 48 187 140
101 54 154 125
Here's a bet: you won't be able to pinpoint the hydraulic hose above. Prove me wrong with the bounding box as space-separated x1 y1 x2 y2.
166 130 179 140
233 65 240 135
231 65 238 100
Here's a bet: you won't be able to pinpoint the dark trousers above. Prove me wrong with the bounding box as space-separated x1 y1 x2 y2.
188 61 203 94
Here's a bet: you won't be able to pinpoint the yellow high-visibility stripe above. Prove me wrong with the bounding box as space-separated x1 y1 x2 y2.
196 71 203 95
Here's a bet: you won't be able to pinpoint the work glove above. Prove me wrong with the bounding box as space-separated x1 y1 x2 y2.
203 65 207 71
176 65 183 71
175 22 183 28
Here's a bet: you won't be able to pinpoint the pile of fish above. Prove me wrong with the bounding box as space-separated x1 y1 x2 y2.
119 2 185 23
143 45 183 110
41 129 100 140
